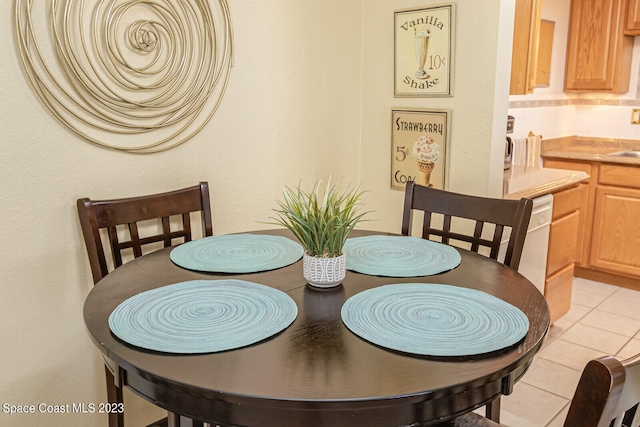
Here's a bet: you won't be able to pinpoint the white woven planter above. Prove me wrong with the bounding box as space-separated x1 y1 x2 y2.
303 253 346 288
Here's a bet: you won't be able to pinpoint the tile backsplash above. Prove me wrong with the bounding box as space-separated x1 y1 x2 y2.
508 65 640 141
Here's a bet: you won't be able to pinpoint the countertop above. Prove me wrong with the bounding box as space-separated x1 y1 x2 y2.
503 136 639 200
541 136 640 166
503 165 589 200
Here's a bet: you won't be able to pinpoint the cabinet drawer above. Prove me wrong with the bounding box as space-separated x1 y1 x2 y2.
543 159 592 182
599 163 640 188
552 185 582 220
545 263 574 325
547 210 580 275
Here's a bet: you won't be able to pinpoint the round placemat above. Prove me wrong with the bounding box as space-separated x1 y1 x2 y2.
341 283 529 357
343 235 461 277
170 234 304 273
109 279 298 354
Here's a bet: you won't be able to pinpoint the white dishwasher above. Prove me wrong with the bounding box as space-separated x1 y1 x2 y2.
499 194 554 294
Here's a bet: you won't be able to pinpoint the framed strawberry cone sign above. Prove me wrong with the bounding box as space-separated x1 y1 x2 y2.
394 3 455 97
391 108 451 190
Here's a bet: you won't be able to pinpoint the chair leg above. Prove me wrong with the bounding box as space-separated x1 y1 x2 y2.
167 412 180 427
104 367 203 427
164 415 206 427
105 365 125 427
485 396 501 423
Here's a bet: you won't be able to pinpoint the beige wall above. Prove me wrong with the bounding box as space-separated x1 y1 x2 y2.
0 1 511 426
360 0 514 232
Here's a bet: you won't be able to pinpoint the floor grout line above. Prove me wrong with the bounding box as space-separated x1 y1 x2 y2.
502 278 640 426
543 401 570 427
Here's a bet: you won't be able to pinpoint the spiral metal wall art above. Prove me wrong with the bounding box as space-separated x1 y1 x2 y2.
15 0 233 153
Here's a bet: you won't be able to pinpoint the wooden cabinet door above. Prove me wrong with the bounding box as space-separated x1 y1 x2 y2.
590 186 640 277
545 264 574 325
573 183 590 266
510 0 541 94
543 158 593 266
547 210 580 276
564 0 633 92
626 0 640 34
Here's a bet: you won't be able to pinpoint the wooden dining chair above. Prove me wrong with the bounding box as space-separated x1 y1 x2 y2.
77 182 213 427
449 352 640 427
402 181 534 271
402 181 533 422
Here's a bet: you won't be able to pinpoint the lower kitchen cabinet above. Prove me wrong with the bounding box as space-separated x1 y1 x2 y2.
590 185 640 277
545 264 575 325
545 185 582 324
544 157 640 289
542 159 592 266
547 210 580 275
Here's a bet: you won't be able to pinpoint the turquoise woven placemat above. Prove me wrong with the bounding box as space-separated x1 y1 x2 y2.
343 235 461 277
109 280 298 354
170 234 304 273
341 283 529 357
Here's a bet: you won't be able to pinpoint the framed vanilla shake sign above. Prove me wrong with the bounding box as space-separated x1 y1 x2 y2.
391 108 450 190
394 4 455 97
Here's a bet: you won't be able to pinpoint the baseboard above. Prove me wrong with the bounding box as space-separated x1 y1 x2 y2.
574 267 640 291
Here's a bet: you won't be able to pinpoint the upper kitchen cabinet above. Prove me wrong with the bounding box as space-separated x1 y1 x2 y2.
626 0 640 34
510 0 542 94
564 0 633 92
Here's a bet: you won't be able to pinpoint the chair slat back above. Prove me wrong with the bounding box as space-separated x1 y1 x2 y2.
402 181 533 270
563 353 640 427
610 353 640 427
77 182 213 284
452 353 638 427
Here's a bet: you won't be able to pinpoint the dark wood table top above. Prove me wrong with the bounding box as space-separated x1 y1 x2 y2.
83 229 550 427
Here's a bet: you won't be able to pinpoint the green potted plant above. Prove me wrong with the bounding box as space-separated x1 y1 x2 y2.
270 179 368 288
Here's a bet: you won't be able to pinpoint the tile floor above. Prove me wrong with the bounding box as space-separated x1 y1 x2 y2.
498 277 640 427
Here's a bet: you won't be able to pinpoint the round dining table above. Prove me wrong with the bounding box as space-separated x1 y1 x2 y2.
83 229 550 427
